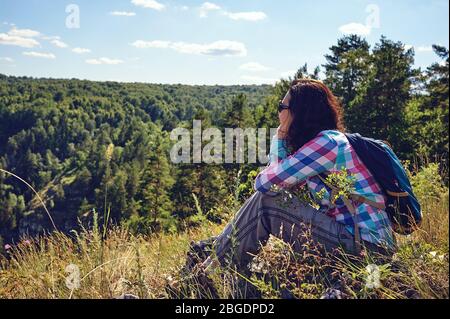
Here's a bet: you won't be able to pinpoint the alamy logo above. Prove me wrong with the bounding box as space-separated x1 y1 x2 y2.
65 4 80 29
366 4 381 29
170 120 279 164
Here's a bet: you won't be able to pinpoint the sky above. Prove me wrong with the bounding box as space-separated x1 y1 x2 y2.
0 0 449 85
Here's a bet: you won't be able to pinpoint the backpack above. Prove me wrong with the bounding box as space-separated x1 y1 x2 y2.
344 133 422 235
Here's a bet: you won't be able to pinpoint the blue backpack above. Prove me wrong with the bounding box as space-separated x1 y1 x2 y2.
345 133 422 235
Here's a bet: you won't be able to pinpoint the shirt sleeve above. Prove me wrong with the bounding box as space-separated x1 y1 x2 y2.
255 133 339 193
269 135 289 163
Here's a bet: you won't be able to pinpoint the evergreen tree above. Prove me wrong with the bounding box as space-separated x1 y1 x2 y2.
139 133 176 233
405 45 449 161
222 93 255 129
172 108 227 222
348 37 415 156
323 35 371 109
294 63 321 80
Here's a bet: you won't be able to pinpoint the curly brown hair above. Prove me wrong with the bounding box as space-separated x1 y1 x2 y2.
286 79 345 152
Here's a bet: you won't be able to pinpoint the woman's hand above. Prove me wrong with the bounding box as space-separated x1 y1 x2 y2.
278 91 293 139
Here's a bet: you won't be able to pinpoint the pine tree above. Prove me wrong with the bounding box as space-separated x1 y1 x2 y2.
294 63 321 80
139 133 176 233
172 109 228 222
323 35 371 109
222 93 255 129
348 37 415 156
406 45 449 161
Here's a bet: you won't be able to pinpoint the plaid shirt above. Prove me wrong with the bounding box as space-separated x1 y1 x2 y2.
255 130 394 247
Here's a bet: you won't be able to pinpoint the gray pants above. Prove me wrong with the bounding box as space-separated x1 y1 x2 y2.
213 191 384 270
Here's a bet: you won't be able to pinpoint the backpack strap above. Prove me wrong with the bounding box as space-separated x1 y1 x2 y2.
385 190 409 197
350 194 386 210
341 196 362 254
318 175 362 253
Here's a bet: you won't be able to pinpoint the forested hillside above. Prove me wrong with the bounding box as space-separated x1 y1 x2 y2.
0 35 448 249
0 75 272 243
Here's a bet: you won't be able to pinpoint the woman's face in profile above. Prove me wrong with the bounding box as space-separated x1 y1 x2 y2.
278 89 294 133
282 90 292 106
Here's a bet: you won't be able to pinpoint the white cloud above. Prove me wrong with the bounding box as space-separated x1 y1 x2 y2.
41 35 59 41
72 47 91 54
23 51 56 59
2 22 16 32
404 45 434 53
241 75 277 85
3 27 71 51
339 23 371 36
225 11 267 22
110 11 136 16
131 0 165 11
51 39 69 48
171 41 247 56
417 46 433 52
86 57 124 65
8 28 40 38
200 2 221 18
239 62 270 72
199 3 267 21
0 57 14 63
131 40 247 57
0 33 40 47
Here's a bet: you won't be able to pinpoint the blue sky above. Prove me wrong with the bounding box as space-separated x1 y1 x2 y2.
0 0 448 85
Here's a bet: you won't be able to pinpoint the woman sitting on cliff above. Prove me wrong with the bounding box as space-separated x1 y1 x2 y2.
202 79 395 272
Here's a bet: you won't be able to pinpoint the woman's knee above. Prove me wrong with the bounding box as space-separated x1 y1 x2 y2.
256 190 305 213
253 190 280 206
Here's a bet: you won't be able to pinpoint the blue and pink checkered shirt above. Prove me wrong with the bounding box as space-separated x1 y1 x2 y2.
255 130 394 247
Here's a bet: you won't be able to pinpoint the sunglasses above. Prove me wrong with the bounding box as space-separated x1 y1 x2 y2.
278 100 290 113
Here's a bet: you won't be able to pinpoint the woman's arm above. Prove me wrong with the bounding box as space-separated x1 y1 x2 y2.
269 133 289 163
255 133 339 193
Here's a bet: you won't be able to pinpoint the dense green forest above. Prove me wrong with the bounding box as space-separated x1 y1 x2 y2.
0 35 448 247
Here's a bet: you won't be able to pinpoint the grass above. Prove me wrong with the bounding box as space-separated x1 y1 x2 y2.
0 222 224 299
0 163 448 299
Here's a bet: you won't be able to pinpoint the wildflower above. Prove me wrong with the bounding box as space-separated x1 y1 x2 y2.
429 251 446 262
249 259 267 274
4 244 12 250
365 264 381 289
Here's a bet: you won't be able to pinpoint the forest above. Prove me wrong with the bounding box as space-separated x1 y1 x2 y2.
0 35 448 249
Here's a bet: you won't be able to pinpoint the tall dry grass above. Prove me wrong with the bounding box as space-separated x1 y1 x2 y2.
0 223 223 299
0 163 448 299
